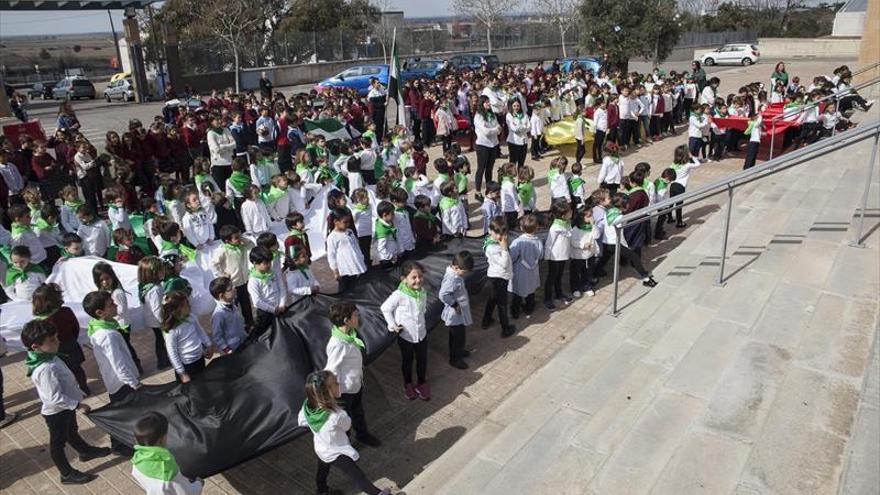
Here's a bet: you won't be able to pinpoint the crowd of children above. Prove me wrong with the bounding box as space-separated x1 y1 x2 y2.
0 59 870 494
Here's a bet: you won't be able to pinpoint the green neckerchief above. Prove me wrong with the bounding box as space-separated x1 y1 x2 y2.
399 152 411 166
482 235 499 253
548 169 560 183
5 263 44 286
186 206 204 215
655 178 669 192
138 282 156 303
362 129 376 141
374 218 397 240
414 210 435 224
352 203 369 212
501 175 516 186
641 179 651 190
302 400 330 433
160 240 196 261
25 351 56 377
454 172 468 194
552 218 571 229
568 176 585 192
29 205 42 220
628 185 645 195
436 172 450 185
518 181 535 206
11 221 30 237
223 242 242 253
263 185 288 204
397 281 425 301
289 228 306 240
671 161 685 172
162 199 177 215
331 325 365 349
34 218 54 232
439 196 458 212
63 199 84 210
404 177 415 193
745 120 757 135
249 268 274 281
194 173 209 188
131 445 180 482
209 126 224 135
293 263 311 278
374 154 385 178
605 207 621 226
32 306 59 321
296 162 312 174
108 204 122 212
227 171 251 193
87 317 125 337
578 222 593 232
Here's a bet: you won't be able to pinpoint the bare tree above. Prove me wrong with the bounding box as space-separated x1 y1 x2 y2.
532 0 579 57
192 0 264 92
371 0 396 63
452 0 523 54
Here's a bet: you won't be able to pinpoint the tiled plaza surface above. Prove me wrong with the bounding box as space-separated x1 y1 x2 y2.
1 58 868 494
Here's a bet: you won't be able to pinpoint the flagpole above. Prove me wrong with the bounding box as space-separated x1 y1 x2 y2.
386 27 395 119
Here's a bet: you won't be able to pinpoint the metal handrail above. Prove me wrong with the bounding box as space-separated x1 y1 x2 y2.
609 119 880 315
768 75 880 159
852 60 880 78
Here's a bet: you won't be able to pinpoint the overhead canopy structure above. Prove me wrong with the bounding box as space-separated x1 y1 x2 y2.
0 0 157 10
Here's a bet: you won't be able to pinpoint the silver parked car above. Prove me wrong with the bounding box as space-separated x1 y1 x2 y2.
52 78 96 100
104 78 135 102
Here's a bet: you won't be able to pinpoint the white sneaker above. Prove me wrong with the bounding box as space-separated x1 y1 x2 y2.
585 290 596 297
573 291 582 298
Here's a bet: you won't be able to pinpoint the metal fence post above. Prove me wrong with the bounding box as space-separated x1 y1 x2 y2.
851 131 880 247
611 225 622 316
769 119 777 160
716 184 734 285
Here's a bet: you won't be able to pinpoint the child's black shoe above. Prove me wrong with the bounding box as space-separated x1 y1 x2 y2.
78 446 112 462
61 470 96 485
501 325 516 338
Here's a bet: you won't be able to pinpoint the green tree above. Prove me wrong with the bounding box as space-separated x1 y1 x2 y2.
579 0 682 71
281 0 378 61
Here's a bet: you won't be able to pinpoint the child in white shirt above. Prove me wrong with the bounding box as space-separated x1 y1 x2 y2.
4 246 47 301
104 187 131 232
439 181 467 238
76 206 110 257
543 201 573 309
498 163 520 229
381 261 431 400
182 190 215 249
161 291 213 383
482 217 515 337
374 201 402 266
326 208 367 293
248 246 284 335
9 204 47 265
481 181 502 235
241 185 272 238
131 412 204 495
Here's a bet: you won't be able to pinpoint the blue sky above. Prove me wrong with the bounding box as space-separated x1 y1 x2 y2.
0 0 456 37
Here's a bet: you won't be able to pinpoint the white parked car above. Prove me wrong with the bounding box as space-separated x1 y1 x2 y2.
103 78 135 102
699 44 761 66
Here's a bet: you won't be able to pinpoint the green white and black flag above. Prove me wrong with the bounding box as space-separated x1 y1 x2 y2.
388 28 407 125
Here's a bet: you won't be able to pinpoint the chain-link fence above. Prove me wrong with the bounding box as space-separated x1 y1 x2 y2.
177 20 587 75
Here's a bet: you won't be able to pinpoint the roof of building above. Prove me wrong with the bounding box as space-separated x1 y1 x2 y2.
838 0 867 13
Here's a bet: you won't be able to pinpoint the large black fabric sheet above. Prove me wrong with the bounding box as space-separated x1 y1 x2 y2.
88 236 488 478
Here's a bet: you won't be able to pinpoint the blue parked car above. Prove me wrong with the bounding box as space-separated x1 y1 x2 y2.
315 65 388 96
544 57 603 75
316 61 446 96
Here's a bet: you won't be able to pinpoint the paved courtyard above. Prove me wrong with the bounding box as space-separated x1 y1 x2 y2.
1 58 873 494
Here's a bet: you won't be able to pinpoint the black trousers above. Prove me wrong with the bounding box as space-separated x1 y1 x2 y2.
0 366 5 420
358 236 372 268
544 260 567 302
504 211 518 231
575 139 586 164
448 324 466 361
743 141 760 169
474 145 497 193
152 328 170 369
510 293 535 317
79 175 103 215
598 243 650 278
421 118 435 146
508 142 527 169
175 357 206 383
688 136 703 157
253 309 275 336
41 246 60 271
44 409 94 476
338 274 359 293
211 166 232 192
121 331 143 375
569 258 588 293
397 337 428 385
711 133 725 160
592 130 606 163
340 389 369 437
669 182 686 224
482 276 510 329
235 284 254 326
315 455 381 495
530 136 542 158
277 144 292 173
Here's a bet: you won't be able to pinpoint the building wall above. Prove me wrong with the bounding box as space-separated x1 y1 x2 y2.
832 12 866 37
756 37 862 59
855 0 879 85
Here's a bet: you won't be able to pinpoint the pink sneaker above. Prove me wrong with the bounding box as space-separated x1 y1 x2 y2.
416 383 431 401
404 383 418 400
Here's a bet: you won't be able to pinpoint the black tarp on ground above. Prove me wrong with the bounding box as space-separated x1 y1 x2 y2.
88 236 488 478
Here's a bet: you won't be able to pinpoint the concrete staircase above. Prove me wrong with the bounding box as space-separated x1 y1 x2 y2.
402 132 880 494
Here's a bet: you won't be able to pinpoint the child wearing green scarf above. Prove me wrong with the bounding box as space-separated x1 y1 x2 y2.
22 320 110 485
298 370 391 495
131 412 203 494
325 302 381 447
